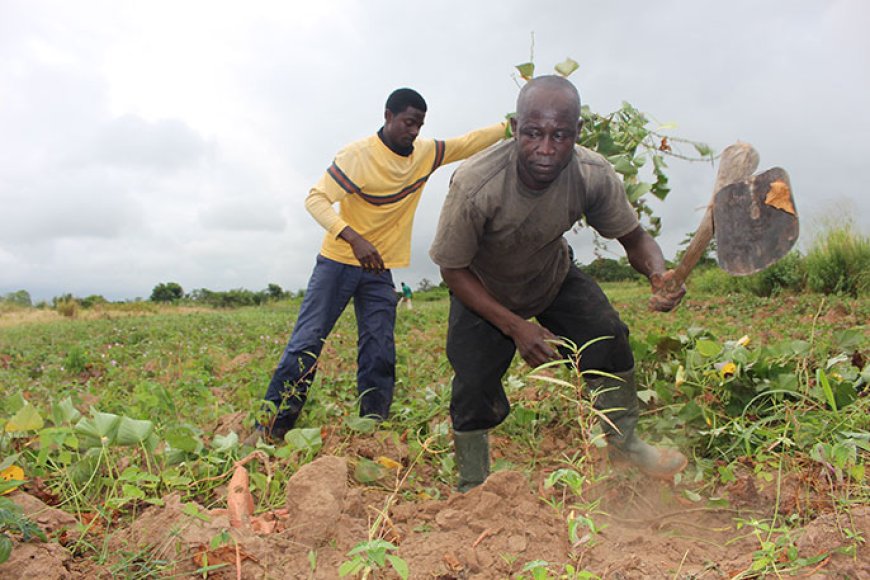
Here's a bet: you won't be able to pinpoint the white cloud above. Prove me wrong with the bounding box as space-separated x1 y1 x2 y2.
93 115 210 171
0 0 867 301
199 199 286 232
0 170 144 243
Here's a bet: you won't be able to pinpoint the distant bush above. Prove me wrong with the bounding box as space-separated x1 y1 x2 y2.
691 222 869 298
690 266 740 295
188 287 269 308
742 251 806 296
416 278 438 293
415 286 449 302
55 298 79 318
804 222 869 297
151 282 184 303
80 294 109 308
266 283 286 300
0 301 27 314
691 252 805 297
579 257 643 282
2 290 32 307
111 301 158 314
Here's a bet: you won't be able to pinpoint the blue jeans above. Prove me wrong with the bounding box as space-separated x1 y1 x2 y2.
261 255 398 437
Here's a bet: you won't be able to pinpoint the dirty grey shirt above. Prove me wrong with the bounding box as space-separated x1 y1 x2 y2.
429 140 639 318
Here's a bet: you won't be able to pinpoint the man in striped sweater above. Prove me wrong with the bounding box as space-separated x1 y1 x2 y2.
251 88 505 442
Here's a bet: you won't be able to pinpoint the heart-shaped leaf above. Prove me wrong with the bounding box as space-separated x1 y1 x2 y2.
5 404 44 432
115 417 154 446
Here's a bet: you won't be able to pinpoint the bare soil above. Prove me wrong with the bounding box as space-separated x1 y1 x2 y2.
2 452 866 579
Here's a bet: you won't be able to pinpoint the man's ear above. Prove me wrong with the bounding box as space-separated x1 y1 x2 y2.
384 109 393 125
509 116 518 137
577 119 584 134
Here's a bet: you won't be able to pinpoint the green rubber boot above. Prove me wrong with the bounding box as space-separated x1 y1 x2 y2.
454 429 490 493
588 369 688 479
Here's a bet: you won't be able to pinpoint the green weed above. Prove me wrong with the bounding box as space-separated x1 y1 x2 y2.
0 284 866 575
0 496 47 563
338 538 408 579
805 220 870 296
732 517 828 578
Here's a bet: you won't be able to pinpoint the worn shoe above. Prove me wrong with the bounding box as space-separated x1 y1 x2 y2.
240 427 264 448
241 424 286 447
609 434 688 479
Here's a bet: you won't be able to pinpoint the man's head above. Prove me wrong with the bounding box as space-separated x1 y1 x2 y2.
510 75 582 190
382 88 427 153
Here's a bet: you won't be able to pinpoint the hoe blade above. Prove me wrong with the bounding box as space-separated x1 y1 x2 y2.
713 167 799 276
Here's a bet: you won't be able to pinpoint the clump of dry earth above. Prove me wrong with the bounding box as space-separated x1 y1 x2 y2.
1 453 867 579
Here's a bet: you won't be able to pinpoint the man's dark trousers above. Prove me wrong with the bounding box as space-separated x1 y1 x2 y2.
447 265 635 432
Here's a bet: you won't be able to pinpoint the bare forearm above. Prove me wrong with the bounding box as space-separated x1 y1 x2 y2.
337 225 361 245
619 226 666 280
618 226 687 312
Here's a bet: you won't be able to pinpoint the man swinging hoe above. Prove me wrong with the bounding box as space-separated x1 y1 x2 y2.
430 76 689 491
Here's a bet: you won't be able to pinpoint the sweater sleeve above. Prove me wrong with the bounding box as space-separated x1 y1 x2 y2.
439 122 506 166
304 172 349 238
304 139 372 238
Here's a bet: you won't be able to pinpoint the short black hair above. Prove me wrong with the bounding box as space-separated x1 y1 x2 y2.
385 88 427 114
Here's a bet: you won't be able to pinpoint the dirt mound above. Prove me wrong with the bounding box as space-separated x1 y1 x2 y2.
0 492 109 579
571 477 869 578
795 506 870 578
107 456 369 578
8 490 77 534
574 477 758 577
0 541 77 579
393 470 568 577
7 457 867 578
103 457 568 578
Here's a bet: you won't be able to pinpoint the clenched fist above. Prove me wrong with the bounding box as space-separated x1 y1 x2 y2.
648 271 686 312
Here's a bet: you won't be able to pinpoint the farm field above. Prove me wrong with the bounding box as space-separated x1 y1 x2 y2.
0 283 867 578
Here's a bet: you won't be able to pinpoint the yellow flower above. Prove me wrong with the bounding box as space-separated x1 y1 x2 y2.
737 335 751 347
0 464 25 495
719 361 737 379
376 456 402 471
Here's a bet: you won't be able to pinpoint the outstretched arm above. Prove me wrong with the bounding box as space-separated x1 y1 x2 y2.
440 122 507 165
441 267 559 367
617 225 686 312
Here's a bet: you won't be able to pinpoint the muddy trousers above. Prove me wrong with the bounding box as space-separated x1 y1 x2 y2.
260 255 398 438
447 265 635 433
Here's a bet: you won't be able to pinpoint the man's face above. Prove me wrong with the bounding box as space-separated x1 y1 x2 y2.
511 89 581 190
383 106 426 151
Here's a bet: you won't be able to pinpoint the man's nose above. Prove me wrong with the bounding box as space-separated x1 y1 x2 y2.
538 135 556 155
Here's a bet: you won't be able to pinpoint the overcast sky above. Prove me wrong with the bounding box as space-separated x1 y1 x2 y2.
1 0 867 302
